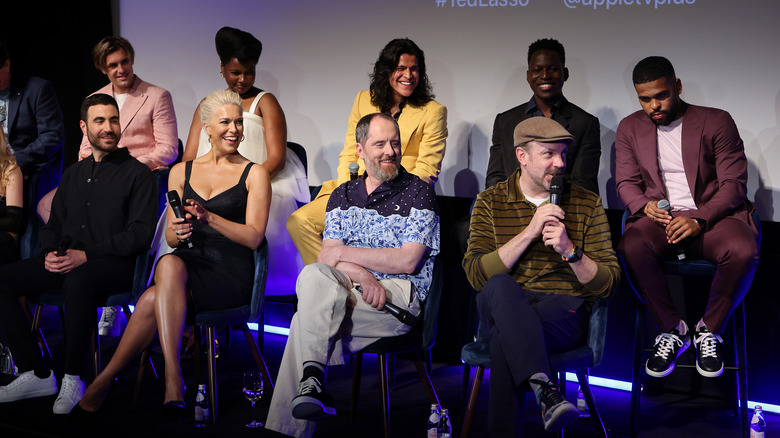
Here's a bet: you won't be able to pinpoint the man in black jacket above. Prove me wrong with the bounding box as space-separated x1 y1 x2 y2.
486 38 602 194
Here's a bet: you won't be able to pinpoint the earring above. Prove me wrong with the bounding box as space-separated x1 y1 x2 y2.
208 136 212 144
240 135 245 142
220 71 224 78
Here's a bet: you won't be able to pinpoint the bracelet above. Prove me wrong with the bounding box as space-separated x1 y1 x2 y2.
562 246 583 263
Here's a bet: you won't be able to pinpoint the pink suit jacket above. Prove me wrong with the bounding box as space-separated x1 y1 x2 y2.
615 103 754 230
79 77 177 171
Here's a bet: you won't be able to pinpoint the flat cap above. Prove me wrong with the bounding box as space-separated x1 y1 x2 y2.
513 117 574 148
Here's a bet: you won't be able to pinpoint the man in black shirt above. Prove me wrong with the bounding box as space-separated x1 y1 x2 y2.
0 93 156 414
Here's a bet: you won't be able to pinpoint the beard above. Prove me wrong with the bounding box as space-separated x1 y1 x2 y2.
87 129 119 154
366 157 400 183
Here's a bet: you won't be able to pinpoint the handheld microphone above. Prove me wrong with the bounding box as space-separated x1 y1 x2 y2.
657 199 686 260
167 191 194 249
549 176 564 206
355 285 416 326
56 236 71 256
348 162 360 181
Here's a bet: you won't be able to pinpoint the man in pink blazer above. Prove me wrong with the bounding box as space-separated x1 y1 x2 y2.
616 56 758 379
77 36 177 172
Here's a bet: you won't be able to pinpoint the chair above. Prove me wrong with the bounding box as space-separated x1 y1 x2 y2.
460 297 610 438
287 141 308 175
349 256 444 438
620 209 757 438
27 245 155 379
135 239 274 424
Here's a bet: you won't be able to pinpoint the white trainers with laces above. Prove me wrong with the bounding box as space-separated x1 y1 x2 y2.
53 374 85 414
98 306 121 337
0 370 58 403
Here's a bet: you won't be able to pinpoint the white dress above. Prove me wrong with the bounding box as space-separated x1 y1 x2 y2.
153 91 309 294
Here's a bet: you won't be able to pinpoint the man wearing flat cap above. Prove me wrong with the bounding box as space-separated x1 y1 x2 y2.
463 117 619 435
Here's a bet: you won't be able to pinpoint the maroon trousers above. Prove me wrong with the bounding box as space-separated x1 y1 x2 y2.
618 215 758 334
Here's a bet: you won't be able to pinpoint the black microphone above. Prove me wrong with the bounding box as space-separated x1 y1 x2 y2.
355 285 416 326
549 176 564 206
349 162 360 181
167 191 194 249
657 199 686 260
55 236 71 256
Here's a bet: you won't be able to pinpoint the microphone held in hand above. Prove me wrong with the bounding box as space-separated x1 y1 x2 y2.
657 199 686 260
56 236 71 256
355 285 416 326
167 191 194 249
549 176 564 206
348 162 360 181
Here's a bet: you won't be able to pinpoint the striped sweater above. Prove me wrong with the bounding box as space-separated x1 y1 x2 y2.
463 169 619 301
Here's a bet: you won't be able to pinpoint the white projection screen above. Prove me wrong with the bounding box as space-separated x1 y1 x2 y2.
120 0 780 220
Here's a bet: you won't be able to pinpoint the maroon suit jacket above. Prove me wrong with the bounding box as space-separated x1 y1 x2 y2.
615 103 754 230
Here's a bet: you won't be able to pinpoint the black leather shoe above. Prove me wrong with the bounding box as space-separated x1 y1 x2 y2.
162 400 185 416
694 328 725 377
646 329 691 377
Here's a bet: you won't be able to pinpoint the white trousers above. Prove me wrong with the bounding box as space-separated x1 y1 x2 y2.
265 263 420 437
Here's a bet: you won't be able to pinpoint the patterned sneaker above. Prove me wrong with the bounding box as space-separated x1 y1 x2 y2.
694 328 725 377
0 370 58 403
98 306 121 337
290 376 336 421
646 329 691 377
530 379 579 432
53 374 85 414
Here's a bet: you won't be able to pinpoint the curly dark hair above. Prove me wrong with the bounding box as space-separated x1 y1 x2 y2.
215 27 262 65
632 56 676 85
368 38 434 113
527 38 566 66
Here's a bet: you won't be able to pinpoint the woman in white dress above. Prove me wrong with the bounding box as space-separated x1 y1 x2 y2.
178 27 308 294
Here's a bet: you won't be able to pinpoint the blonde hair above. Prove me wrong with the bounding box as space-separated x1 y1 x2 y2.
0 130 18 195
200 89 242 125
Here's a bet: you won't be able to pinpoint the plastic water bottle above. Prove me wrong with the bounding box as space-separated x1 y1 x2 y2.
751 405 766 438
438 408 452 437
577 386 590 418
427 404 440 438
195 384 209 427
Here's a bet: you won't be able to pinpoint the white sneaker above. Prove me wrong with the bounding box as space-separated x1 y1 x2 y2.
0 370 58 403
98 306 121 337
52 374 85 414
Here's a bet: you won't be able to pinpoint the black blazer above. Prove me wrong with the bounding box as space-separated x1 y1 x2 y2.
485 96 602 194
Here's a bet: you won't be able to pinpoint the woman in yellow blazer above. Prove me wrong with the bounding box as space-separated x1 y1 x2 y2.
287 38 448 265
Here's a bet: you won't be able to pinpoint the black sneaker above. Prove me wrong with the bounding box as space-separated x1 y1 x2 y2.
530 379 579 431
645 329 691 377
694 328 725 377
290 376 336 420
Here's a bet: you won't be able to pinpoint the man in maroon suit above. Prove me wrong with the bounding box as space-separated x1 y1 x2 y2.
616 56 758 379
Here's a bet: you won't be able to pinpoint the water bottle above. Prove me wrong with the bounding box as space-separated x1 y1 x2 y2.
438 408 452 437
427 404 440 438
195 384 209 427
577 386 590 418
751 405 766 438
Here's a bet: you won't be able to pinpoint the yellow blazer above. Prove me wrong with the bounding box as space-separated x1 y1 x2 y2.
316 89 447 199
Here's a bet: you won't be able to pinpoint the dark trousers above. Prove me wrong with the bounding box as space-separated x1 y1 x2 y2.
476 274 589 438
619 216 758 334
0 257 134 376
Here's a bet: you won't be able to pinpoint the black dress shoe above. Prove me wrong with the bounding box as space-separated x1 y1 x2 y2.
162 400 185 416
70 403 98 418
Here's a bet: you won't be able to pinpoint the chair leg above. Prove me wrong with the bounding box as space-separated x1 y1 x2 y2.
378 353 391 438
462 362 472 407
462 365 485 438
240 324 274 390
206 327 218 424
577 369 608 438
350 353 363 421
413 351 439 407
30 304 52 360
630 300 647 437
193 326 202 387
92 328 101 379
734 302 749 438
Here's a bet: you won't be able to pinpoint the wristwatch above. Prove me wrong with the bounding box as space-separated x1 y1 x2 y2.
562 246 583 263
693 218 707 232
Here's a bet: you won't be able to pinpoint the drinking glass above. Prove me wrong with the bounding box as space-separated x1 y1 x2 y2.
242 370 264 427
